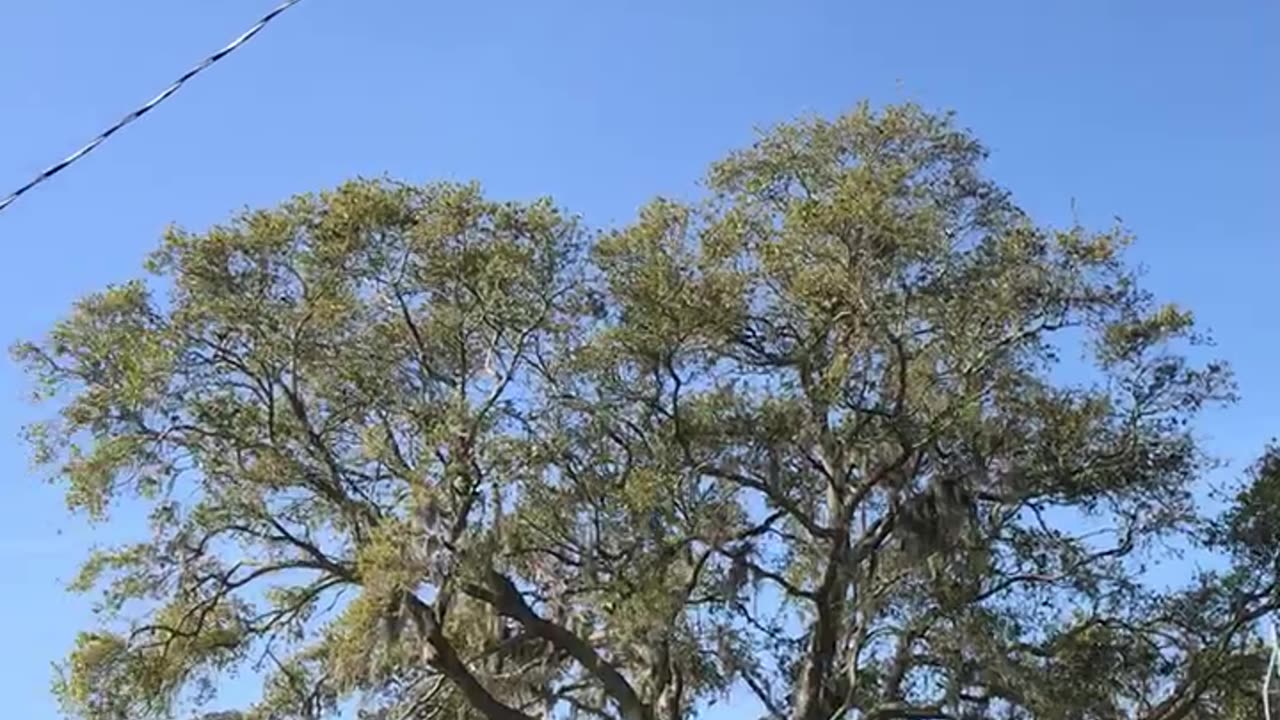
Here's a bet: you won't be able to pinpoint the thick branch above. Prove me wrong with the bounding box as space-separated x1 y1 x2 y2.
466 570 653 720
403 594 536 720
865 703 954 720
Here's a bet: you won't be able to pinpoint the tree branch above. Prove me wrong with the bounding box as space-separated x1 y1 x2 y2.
403 593 537 720
465 570 653 720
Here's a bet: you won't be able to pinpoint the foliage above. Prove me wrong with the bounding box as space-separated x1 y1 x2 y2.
16 104 1278 720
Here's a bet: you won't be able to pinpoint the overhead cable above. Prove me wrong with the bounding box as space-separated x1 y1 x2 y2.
0 0 307 214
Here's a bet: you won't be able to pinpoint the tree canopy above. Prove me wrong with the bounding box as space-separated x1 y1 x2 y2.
16 103 1279 720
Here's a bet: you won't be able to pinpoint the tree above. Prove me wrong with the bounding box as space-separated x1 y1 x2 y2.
16 103 1277 720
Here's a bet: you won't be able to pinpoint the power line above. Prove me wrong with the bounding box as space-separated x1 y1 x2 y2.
0 0 306 215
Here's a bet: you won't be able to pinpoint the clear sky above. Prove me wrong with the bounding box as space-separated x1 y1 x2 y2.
1 1 1275 717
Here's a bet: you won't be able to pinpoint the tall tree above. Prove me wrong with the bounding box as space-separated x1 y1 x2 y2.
16 104 1276 720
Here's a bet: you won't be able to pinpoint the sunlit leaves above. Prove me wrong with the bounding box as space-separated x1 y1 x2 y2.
16 106 1272 720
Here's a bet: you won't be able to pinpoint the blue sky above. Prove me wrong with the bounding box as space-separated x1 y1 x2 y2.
1 1 1275 717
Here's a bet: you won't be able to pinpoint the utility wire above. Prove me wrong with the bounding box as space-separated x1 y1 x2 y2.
0 0 306 214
